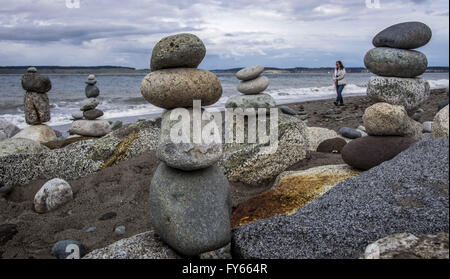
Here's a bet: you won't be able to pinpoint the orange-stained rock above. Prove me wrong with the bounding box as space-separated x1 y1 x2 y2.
231 164 360 228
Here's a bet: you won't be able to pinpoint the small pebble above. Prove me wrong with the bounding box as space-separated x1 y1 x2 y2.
114 226 126 236
85 226 96 233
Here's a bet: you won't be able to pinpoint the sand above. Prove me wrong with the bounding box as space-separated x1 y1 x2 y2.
1 88 448 259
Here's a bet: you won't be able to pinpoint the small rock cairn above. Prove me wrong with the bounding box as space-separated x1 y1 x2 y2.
140 33 231 256
22 67 52 125
225 65 276 112
71 75 111 137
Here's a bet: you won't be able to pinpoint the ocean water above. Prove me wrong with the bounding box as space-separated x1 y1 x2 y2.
0 72 448 129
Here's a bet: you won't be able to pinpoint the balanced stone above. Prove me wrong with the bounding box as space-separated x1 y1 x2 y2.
149 163 231 256
151 33 206 71
13 124 57 143
157 109 222 171
80 98 99 111
83 109 104 120
341 136 417 170
373 22 432 49
24 91 51 125
225 93 276 111
85 83 100 98
364 47 427 78
71 120 111 137
236 65 265 81
363 103 422 140
367 76 430 114
141 68 222 109
27 67 37 73
88 74 96 80
21 70 52 93
72 112 83 120
237 76 270 95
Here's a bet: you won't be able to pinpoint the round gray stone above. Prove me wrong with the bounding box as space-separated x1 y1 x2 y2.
236 65 265 81
422 121 433 133
225 93 276 111
237 76 269 95
151 33 206 71
149 163 232 256
83 109 104 120
367 76 430 114
71 120 111 137
373 22 432 49
157 109 222 171
71 112 84 120
88 74 96 80
27 67 37 73
85 85 100 98
21 73 52 93
338 127 362 139
80 98 99 111
114 226 126 236
364 47 428 78
52 240 86 259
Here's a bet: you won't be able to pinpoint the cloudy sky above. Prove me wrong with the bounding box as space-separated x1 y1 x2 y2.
0 0 448 69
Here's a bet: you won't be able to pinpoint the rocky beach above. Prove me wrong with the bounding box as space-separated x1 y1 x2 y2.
1 22 449 260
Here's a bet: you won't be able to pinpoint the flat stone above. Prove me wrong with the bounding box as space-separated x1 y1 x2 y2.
432 105 449 139
24 92 51 125
232 139 449 259
21 73 52 93
373 22 432 49
13 124 57 143
363 102 422 140
83 109 104 120
361 232 449 259
279 105 297 115
225 93 276 111
237 76 269 95
151 33 206 71
52 240 86 259
364 47 427 78
71 120 111 137
157 109 222 171
317 137 348 153
80 98 99 111
231 165 360 228
367 76 430 114
0 138 48 157
338 127 362 139
150 163 231 256
341 136 417 170
141 68 222 109
0 119 20 140
236 65 265 81
34 178 73 213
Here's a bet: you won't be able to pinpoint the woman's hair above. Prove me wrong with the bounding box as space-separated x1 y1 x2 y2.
336 61 344 69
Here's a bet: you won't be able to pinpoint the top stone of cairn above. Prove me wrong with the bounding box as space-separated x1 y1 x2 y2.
236 65 265 81
150 33 206 71
21 67 52 94
372 22 432 50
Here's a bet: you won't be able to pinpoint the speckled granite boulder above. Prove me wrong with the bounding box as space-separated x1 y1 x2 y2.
361 232 448 259
232 139 449 259
373 22 432 49
24 91 51 125
432 105 449 139
225 93 276 112
366 76 430 114
0 138 49 157
364 48 427 78
150 163 231 256
141 68 222 109
151 33 206 71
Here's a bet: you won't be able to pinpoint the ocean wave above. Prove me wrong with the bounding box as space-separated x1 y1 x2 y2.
428 79 449 89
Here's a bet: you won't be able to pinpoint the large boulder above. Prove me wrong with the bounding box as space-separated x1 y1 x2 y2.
361 232 448 259
141 68 222 109
0 138 48 157
363 102 422 140
150 33 206 71
341 136 417 170
432 105 449 139
13 124 57 143
372 22 432 49
232 139 449 259
24 91 51 125
149 163 231 256
366 76 430 114
231 165 360 228
0 119 20 140
364 47 427 78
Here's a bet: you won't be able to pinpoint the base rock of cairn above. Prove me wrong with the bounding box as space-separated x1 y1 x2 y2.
141 33 231 256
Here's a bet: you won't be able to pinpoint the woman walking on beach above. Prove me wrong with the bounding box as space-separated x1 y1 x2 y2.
333 61 346 106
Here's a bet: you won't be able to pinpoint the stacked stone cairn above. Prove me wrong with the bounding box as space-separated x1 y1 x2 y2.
140 33 231 256
14 67 56 143
71 75 111 137
225 65 276 113
342 22 433 171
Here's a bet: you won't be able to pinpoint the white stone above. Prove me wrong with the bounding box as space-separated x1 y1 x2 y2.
13 124 57 143
34 178 73 213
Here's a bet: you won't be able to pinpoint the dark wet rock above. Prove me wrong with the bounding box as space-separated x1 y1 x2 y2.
372 22 432 49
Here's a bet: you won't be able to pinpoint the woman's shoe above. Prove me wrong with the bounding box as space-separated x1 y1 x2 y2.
333 101 338 106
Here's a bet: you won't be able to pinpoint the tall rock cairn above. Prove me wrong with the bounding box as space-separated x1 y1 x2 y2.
71 75 111 137
364 22 432 115
21 67 52 125
225 65 276 112
140 33 232 256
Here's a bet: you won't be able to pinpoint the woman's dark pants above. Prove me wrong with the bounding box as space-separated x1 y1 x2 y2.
336 84 345 105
